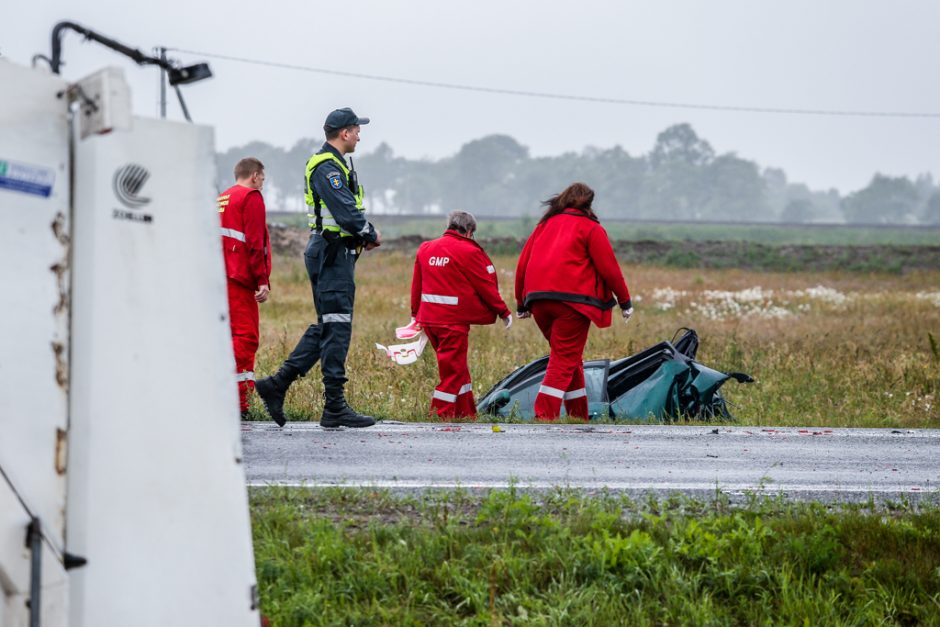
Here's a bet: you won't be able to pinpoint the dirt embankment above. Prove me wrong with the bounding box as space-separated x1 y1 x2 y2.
269 226 940 273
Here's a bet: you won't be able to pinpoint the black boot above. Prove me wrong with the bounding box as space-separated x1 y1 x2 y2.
255 367 299 427
320 390 375 428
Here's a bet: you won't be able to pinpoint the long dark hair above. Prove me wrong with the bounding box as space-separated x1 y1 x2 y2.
538 182 598 225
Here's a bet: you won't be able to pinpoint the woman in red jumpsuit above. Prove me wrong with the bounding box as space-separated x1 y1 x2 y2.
514 182 633 421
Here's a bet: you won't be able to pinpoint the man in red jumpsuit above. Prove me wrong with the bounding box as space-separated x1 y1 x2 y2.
218 157 272 417
411 211 512 419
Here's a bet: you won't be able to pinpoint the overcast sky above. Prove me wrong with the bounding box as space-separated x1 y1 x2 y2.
4 0 939 193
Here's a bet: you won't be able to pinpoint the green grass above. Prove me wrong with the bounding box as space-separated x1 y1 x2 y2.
250 487 940 626
269 213 940 246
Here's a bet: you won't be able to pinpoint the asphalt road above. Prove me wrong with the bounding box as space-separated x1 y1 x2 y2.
242 422 940 503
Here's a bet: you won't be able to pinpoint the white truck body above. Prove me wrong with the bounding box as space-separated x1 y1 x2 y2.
0 60 259 627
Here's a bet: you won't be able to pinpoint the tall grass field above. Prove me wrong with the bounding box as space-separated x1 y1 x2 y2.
252 247 940 428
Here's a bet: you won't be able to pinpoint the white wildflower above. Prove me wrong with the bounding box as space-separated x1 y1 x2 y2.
652 287 688 311
788 285 850 306
915 291 940 307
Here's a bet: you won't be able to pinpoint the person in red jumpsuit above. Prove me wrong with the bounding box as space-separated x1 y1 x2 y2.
217 157 272 417
411 211 512 419
514 182 632 421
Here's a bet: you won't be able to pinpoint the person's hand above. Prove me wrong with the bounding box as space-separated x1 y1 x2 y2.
502 314 513 329
255 285 270 303
622 306 633 324
517 310 531 319
365 228 382 250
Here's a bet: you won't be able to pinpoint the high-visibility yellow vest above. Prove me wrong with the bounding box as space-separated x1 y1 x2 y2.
304 152 365 236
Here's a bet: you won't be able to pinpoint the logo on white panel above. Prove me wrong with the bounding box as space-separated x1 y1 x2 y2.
113 163 151 208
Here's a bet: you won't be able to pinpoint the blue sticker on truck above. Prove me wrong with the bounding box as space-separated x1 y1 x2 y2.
0 159 56 198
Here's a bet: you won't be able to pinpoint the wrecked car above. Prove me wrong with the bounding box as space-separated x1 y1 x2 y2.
476 329 753 421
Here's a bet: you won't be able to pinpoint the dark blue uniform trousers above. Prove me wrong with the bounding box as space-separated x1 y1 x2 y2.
282 232 357 395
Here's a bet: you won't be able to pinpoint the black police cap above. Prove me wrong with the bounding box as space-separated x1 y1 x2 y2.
324 108 370 130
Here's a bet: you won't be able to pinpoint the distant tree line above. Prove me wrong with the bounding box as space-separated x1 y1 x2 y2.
216 123 940 224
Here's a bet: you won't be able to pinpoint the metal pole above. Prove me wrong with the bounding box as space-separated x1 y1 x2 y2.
28 518 42 627
174 86 192 123
159 47 167 118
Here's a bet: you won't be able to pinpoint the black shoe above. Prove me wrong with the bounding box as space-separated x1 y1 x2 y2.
320 403 376 428
256 371 294 427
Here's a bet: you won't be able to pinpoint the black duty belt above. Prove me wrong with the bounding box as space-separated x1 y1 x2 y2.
317 230 363 266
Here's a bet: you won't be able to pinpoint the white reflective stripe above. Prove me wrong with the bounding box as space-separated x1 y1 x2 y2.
236 371 255 382
221 227 246 242
538 385 566 399
322 313 352 323
432 389 457 403
306 212 334 221
314 214 353 236
564 388 587 400
421 294 459 305
486 265 496 274
458 383 473 395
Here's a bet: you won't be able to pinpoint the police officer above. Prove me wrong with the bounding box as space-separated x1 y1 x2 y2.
256 108 381 428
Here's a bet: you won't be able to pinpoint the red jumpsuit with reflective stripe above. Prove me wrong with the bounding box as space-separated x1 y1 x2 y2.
218 184 271 412
515 210 631 421
411 230 510 419
531 301 590 420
